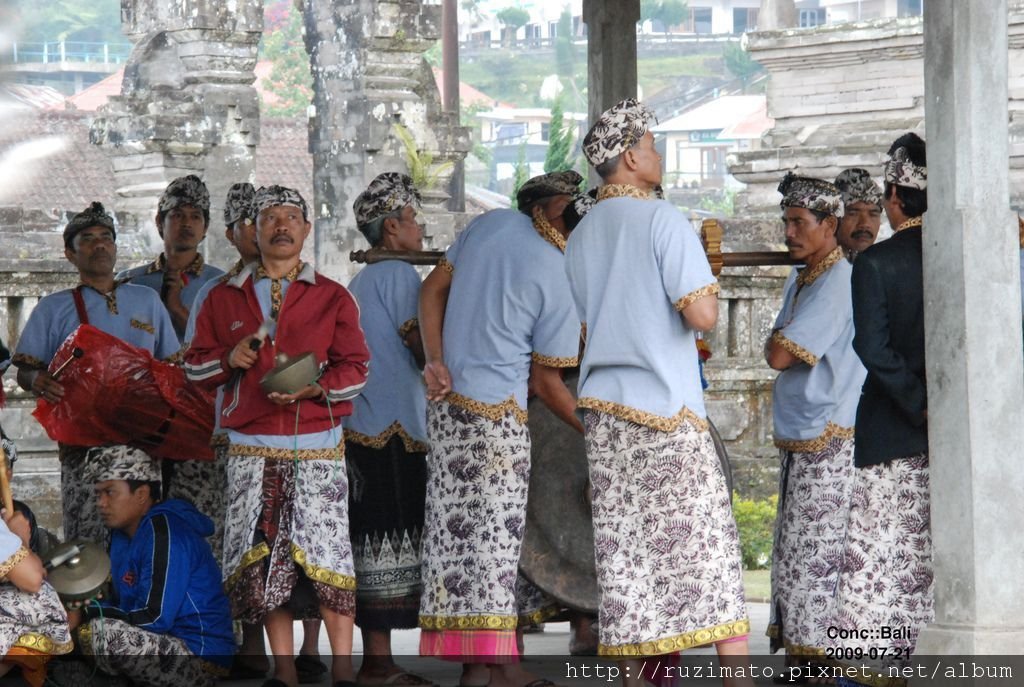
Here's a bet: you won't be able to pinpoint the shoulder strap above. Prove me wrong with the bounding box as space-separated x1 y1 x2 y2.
72 286 90 325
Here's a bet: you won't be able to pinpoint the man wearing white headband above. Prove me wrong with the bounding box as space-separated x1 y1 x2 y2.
565 98 751 687
186 185 369 687
830 132 932 682
67 445 233 687
764 173 865 673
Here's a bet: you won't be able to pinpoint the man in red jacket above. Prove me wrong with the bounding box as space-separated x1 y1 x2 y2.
185 185 369 687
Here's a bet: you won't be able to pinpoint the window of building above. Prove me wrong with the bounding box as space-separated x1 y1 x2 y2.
691 7 713 34
733 7 759 34
541 123 551 142
897 0 923 17
496 123 527 142
799 8 826 28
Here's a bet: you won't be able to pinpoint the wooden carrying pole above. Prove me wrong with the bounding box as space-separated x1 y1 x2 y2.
350 219 798 275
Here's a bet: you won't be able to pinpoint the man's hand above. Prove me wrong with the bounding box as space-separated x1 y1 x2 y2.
2 509 32 547
424 360 451 401
30 370 65 403
67 608 83 630
228 335 261 370
162 270 190 332
267 384 324 406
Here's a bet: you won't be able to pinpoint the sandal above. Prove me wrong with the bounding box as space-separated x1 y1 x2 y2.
296 654 329 684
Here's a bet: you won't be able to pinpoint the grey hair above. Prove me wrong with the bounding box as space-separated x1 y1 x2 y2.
357 208 403 247
595 152 623 180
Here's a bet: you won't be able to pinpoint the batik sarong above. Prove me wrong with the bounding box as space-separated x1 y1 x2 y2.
831 453 932 682
583 410 749 657
78 618 221 687
346 435 427 631
164 451 227 563
418 398 548 661
58 444 107 546
221 447 355 624
768 437 855 656
0 579 72 687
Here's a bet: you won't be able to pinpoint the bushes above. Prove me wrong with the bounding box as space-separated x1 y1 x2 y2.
732 492 778 570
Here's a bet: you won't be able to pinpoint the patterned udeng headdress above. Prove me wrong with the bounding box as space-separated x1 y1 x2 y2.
778 172 845 218
353 173 422 227
582 98 659 168
883 145 927 190
834 168 882 208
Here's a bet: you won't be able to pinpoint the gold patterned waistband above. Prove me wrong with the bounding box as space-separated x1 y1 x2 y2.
227 442 345 461
345 422 429 453
599 618 751 657
444 392 528 425
13 632 74 655
225 541 356 592
578 397 709 433
775 422 854 453
419 614 519 631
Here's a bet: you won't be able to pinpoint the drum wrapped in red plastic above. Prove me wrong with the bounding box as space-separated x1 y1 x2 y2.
32 324 215 461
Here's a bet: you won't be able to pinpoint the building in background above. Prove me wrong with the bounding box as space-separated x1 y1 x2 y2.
653 94 771 189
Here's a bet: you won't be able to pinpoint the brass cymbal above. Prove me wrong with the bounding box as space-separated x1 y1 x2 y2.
46 540 111 604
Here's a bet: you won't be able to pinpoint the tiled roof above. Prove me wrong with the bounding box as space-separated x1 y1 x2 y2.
0 108 312 216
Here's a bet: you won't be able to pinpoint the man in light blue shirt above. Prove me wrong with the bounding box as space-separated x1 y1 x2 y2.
118 175 225 342
13 202 178 544
764 173 865 664
417 171 584 685
565 98 750 684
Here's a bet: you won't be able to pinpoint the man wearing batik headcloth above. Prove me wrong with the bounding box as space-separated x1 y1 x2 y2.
119 174 225 342
13 202 179 544
345 172 433 687
564 98 751 687
417 170 583 687
186 185 369 687
831 133 931 683
833 168 883 260
0 500 71 687
69 445 233 687
764 173 866 667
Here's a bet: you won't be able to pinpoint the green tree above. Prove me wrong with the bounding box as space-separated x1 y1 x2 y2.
510 143 530 207
544 95 575 174
16 0 123 44
259 4 314 117
496 6 530 46
723 41 764 88
639 0 688 36
554 7 584 111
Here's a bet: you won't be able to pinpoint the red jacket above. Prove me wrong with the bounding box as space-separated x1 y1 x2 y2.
184 264 369 436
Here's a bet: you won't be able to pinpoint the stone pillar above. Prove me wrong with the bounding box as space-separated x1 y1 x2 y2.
757 0 797 30
916 0 1024 654
91 0 263 268
582 0 639 125
302 0 469 284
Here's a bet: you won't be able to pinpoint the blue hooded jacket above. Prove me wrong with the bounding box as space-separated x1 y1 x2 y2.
83 498 234 667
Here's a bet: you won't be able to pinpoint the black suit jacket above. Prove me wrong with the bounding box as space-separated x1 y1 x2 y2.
851 226 928 466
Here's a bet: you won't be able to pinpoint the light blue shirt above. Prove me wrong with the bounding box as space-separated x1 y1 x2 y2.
771 253 866 444
343 261 428 445
118 257 225 343
13 284 180 369
565 195 716 425
443 208 580 409
0 519 21 562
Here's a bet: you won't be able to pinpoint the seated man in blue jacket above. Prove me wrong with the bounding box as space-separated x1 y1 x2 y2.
68 445 234 686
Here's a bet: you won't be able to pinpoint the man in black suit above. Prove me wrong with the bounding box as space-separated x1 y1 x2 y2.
830 132 933 681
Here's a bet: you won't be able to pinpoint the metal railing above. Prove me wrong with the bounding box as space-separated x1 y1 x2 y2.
5 41 132 66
